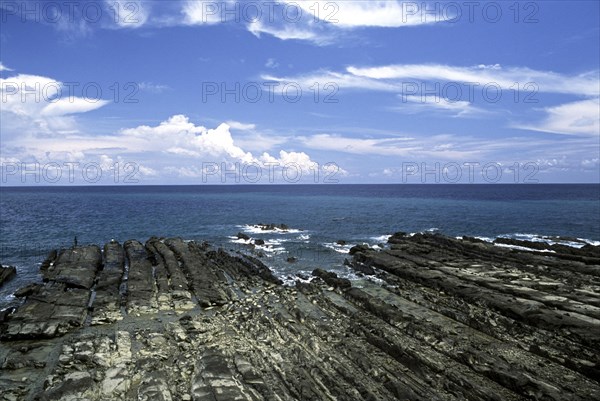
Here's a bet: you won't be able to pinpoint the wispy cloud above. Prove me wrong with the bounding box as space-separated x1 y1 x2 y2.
106 0 150 29
181 0 225 25
267 63 599 97
286 1 447 28
347 64 599 96
514 98 600 136
248 20 332 45
0 61 13 72
265 58 279 69
137 82 170 94
0 73 109 136
298 133 482 159
393 95 488 117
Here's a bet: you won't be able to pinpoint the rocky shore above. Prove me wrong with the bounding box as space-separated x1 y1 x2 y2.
1 233 599 400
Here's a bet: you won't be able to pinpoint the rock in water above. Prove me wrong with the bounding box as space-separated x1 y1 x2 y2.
0 265 16 287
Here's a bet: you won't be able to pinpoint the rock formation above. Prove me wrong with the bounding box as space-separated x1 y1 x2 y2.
0 233 598 400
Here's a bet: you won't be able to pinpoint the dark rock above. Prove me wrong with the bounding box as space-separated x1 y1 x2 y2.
494 237 550 250
13 283 42 298
237 232 250 241
351 261 376 275
312 268 351 289
387 232 408 244
0 307 15 323
254 239 265 246
286 257 297 263
462 236 487 243
40 250 57 272
336 240 347 245
0 265 16 287
349 244 370 255
0 234 598 401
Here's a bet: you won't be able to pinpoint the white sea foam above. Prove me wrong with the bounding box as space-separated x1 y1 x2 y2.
297 234 311 242
494 243 556 253
498 233 599 248
228 236 287 254
323 242 355 254
370 235 391 243
238 224 303 234
409 228 440 236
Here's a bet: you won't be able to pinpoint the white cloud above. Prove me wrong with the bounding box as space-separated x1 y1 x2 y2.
346 64 599 96
515 98 600 136
2 112 328 183
581 158 599 170
138 82 170 93
248 20 330 44
266 64 599 98
225 120 256 131
298 133 485 159
0 61 13 72
287 1 446 28
0 73 109 136
223 120 290 152
299 134 417 156
121 115 319 169
41 97 109 117
182 0 226 25
395 95 486 117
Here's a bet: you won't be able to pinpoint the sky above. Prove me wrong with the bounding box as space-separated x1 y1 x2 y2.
0 0 599 184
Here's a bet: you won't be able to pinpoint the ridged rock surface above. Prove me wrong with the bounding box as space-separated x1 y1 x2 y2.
0 234 599 401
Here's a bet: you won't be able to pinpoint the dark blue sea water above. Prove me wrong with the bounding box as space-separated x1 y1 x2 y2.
1 184 599 308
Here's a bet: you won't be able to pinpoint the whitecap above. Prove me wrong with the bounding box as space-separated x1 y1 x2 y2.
297 234 311 242
323 242 355 254
494 243 556 253
238 224 303 235
370 235 391 243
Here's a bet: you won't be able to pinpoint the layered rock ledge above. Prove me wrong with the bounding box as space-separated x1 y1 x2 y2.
0 233 599 400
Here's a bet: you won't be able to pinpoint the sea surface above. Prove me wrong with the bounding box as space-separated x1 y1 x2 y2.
1 184 599 309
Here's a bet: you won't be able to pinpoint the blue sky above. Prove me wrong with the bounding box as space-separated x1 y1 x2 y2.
0 0 599 184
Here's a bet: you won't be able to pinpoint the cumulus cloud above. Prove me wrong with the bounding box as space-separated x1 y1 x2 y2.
121 115 257 163
121 115 320 171
2 112 330 183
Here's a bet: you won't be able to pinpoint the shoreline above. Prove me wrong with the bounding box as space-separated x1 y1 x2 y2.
0 232 599 400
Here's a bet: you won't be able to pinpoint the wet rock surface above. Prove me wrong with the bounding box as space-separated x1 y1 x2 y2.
0 234 599 400
0 266 16 287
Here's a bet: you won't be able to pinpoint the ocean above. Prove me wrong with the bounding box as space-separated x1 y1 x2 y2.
1 184 599 309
